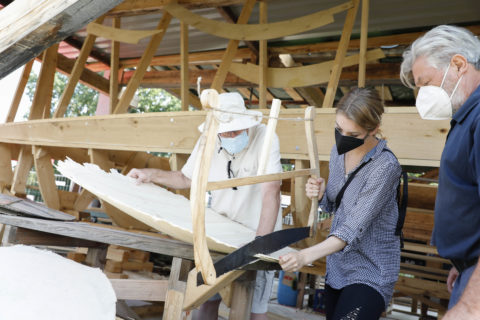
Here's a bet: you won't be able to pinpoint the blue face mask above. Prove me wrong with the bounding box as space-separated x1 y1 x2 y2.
220 130 249 154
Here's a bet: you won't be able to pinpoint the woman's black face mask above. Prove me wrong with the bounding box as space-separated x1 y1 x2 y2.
334 127 367 155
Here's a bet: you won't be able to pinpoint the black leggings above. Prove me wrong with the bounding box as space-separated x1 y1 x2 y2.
325 283 385 320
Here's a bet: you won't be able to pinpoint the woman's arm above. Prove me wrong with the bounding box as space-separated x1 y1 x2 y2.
279 236 346 272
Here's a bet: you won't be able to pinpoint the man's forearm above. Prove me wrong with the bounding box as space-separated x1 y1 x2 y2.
256 181 281 236
152 170 191 189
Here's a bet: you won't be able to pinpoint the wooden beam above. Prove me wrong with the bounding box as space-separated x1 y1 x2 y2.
0 108 449 166
211 0 256 91
0 144 13 185
269 25 480 55
11 227 102 247
296 87 325 107
358 0 369 87
168 89 202 110
110 17 121 113
108 0 246 16
10 146 33 195
37 53 110 95
0 0 124 80
0 214 220 260
180 21 189 111
322 0 359 107
216 6 258 57
258 1 268 109
86 22 163 44
165 1 350 41
111 279 168 301
283 88 305 102
29 44 58 120
54 16 105 118
86 48 254 72
6 60 34 123
114 12 172 114
33 146 60 210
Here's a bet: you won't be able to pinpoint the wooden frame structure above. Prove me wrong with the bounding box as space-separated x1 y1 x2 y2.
0 0 461 318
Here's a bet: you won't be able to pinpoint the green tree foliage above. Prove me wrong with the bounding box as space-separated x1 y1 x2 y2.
129 88 181 113
26 72 181 117
25 72 99 118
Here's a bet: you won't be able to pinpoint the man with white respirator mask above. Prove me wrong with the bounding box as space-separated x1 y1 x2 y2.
128 92 282 320
400 25 480 319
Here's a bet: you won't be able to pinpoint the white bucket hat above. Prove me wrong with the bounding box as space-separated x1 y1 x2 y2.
198 92 262 133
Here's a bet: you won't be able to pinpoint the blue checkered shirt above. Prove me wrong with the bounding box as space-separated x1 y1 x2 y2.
320 139 401 307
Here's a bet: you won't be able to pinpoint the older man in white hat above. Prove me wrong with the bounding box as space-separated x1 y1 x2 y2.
401 25 480 319
128 92 282 320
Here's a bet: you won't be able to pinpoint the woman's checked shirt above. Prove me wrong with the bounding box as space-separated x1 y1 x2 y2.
320 139 401 307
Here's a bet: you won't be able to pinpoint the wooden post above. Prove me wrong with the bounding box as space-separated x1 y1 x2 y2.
110 16 121 113
163 257 193 320
305 107 320 236
322 0 359 108
358 0 369 87
114 12 172 114
258 1 268 109
11 146 33 196
0 144 13 186
229 271 256 320
85 244 108 269
180 21 189 111
33 146 61 210
211 0 256 91
6 60 34 123
53 16 105 118
29 44 58 120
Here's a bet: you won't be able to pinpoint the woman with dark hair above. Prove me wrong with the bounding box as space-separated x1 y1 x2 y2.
280 87 401 320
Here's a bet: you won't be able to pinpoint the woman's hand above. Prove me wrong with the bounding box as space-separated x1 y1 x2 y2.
305 177 325 200
279 251 308 272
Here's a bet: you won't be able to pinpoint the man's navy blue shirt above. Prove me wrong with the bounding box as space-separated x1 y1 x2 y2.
433 84 480 260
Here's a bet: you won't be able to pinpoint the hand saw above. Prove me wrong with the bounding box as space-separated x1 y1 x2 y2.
197 226 310 285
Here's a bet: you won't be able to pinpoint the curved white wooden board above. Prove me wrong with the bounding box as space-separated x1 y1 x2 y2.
56 158 293 261
229 48 385 88
165 1 353 41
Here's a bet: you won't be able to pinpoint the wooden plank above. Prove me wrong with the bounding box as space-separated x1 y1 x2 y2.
407 182 437 210
190 111 219 285
180 21 189 111
395 277 450 300
228 49 385 88
29 44 58 120
358 0 369 87
110 17 121 113
0 193 74 221
305 107 320 236
258 1 268 109
89 148 151 230
211 0 256 91
0 214 219 260
163 258 193 319
0 0 123 80
283 88 304 102
113 12 172 114
207 169 315 191
12 227 102 247
6 60 34 123
296 87 325 107
108 0 246 15
53 16 105 118
165 1 351 41
33 146 60 210
323 0 359 108
0 108 449 166
0 144 13 185
86 22 163 44
11 145 33 195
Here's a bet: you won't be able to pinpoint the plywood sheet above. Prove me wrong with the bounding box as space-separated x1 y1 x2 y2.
56 158 292 261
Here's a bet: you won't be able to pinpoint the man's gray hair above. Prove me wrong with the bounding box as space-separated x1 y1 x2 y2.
400 25 480 88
